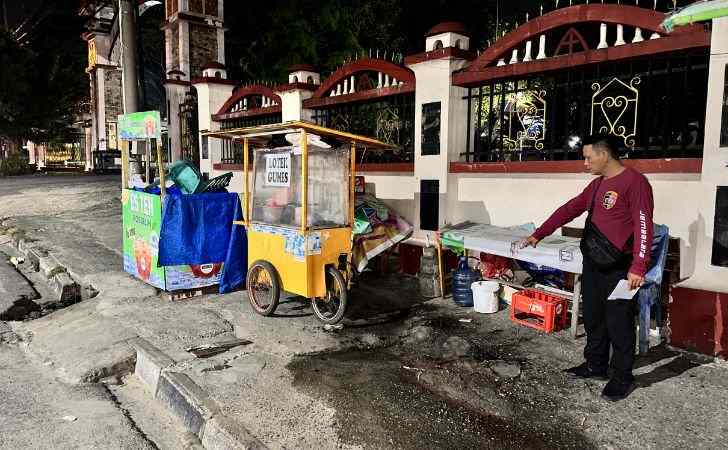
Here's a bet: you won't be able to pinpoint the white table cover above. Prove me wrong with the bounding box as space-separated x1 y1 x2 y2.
442 222 583 274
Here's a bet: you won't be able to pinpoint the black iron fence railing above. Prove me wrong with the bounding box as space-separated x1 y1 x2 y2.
462 49 709 163
219 114 281 164
180 91 199 166
311 94 415 163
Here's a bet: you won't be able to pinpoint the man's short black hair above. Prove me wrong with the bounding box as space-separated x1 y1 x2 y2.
582 134 622 159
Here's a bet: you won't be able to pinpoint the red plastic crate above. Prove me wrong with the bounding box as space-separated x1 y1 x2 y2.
510 289 569 333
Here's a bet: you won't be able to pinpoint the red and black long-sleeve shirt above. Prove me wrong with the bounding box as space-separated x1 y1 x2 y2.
532 167 654 276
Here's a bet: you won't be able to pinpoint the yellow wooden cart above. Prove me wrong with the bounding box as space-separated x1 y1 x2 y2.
203 121 394 324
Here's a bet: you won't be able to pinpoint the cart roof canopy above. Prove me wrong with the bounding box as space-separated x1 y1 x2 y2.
201 120 396 150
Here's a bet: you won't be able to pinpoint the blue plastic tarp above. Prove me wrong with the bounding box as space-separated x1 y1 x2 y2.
158 192 247 293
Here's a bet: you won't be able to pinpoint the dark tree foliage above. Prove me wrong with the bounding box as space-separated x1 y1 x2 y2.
224 0 522 82
0 0 88 149
138 5 165 113
0 30 34 140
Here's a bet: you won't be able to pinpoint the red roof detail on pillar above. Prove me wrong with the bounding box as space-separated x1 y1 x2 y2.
289 64 317 73
276 82 319 92
202 61 226 70
426 21 469 37
191 77 237 85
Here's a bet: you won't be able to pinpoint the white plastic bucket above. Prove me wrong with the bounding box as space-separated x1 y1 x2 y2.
471 281 500 313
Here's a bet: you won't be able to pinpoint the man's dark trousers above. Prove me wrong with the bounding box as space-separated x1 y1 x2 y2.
581 257 637 382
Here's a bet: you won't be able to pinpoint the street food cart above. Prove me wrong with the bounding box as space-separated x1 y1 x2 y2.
204 121 394 324
119 111 225 291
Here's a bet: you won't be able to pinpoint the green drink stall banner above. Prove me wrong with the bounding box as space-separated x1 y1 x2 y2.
122 189 224 291
122 189 166 289
118 110 161 140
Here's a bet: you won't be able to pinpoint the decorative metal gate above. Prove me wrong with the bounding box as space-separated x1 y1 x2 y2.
179 88 199 167
464 49 709 162
311 94 415 163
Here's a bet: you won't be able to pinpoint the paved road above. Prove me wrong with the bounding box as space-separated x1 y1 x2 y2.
0 173 118 197
0 343 154 450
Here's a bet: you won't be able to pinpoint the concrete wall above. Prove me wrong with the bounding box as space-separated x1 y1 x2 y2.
678 17 728 293
409 56 470 230
178 20 190 76
194 80 234 175
94 70 106 151
357 169 704 280
279 89 314 122
448 173 703 279
85 31 120 169
359 172 418 226
165 3 224 164
168 22 179 71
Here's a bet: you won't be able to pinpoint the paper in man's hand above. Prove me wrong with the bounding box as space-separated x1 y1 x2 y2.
608 279 639 300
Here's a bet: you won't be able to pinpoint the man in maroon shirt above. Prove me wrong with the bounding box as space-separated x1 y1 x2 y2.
520 134 654 401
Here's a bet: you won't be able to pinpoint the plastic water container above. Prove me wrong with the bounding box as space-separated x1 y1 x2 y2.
471 281 501 313
452 256 481 307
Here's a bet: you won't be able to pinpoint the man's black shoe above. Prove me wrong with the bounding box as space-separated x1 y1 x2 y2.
564 362 608 380
601 378 636 402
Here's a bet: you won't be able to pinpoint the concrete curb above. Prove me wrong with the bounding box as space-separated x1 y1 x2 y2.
129 337 174 394
12 237 81 304
17 237 37 255
51 272 81 304
157 371 221 436
130 338 267 450
25 247 48 272
39 255 64 279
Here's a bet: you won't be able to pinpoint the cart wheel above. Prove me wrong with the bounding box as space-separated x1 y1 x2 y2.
312 266 348 324
246 260 280 316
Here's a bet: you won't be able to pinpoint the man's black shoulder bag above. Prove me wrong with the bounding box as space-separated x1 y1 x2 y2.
579 178 633 271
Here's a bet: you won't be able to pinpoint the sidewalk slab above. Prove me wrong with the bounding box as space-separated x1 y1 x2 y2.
20 298 138 384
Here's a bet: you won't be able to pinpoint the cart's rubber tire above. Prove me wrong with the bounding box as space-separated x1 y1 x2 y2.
312 266 348 324
246 260 280 316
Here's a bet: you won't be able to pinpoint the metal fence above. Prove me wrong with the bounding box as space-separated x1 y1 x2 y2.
462 48 710 162
311 94 415 163
218 113 281 164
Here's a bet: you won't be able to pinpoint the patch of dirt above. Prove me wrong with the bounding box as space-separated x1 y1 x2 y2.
289 301 594 449
289 346 593 450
